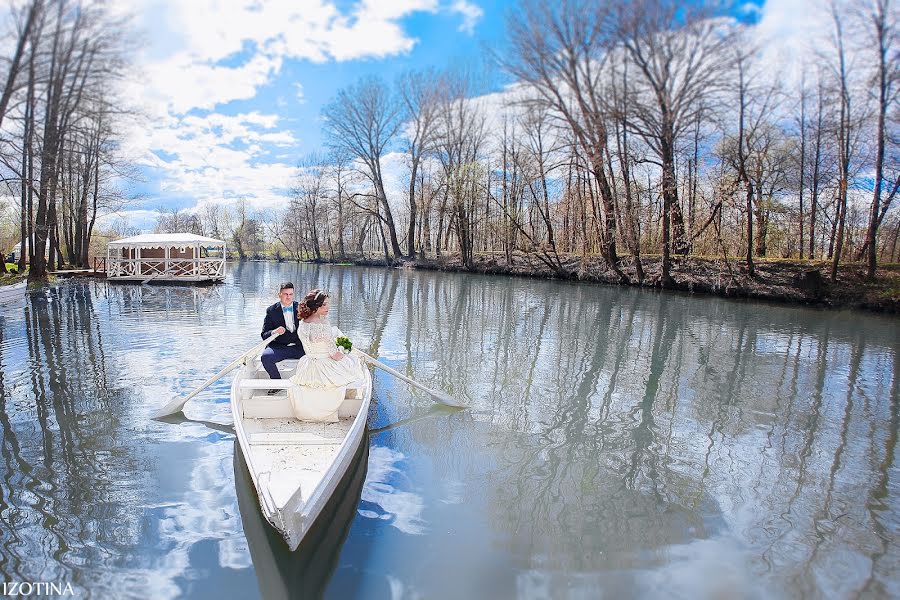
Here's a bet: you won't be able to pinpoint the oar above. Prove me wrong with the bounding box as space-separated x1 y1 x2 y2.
151 333 281 419
354 349 466 408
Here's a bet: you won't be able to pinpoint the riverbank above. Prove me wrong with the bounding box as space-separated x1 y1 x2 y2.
299 252 900 314
0 270 26 287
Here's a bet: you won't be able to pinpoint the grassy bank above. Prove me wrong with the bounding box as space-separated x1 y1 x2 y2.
0 264 26 287
279 252 899 314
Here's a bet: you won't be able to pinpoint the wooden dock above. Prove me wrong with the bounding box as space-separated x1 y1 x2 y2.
49 269 105 279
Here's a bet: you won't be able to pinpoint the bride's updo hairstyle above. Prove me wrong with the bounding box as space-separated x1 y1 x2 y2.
298 288 328 319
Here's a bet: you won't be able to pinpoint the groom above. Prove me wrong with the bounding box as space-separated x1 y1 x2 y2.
260 281 306 381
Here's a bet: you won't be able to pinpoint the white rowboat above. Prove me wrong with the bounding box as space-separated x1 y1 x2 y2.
0 281 26 305
234 437 368 598
230 351 372 551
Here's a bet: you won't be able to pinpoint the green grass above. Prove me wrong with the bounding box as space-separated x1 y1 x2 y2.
1 264 27 286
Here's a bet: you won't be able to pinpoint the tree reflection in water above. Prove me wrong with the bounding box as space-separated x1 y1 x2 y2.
0 283 140 595
0 267 896 599
346 269 899 598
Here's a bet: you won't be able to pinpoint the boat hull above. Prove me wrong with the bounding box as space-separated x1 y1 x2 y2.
234 437 368 599
231 352 372 551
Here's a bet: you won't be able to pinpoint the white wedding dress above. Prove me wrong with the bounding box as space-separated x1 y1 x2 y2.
287 320 361 422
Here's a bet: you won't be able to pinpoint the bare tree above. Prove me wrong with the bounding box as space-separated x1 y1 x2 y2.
502 0 625 280
617 0 736 283
608 53 644 282
828 3 855 281
200 202 225 239
0 0 41 130
323 151 357 260
434 70 488 269
26 0 131 280
229 199 262 260
290 155 329 261
806 72 837 259
859 0 899 279
322 76 403 259
398 68 442 258
155 207 201 234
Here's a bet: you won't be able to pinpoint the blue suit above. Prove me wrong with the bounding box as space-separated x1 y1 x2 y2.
260 301 306 379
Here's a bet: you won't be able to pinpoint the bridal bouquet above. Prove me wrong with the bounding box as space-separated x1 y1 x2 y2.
335 336 353 354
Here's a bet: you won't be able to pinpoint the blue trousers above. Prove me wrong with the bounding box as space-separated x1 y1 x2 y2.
260 344 305 379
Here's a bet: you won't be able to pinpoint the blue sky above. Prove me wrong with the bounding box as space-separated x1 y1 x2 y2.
113 0 797 230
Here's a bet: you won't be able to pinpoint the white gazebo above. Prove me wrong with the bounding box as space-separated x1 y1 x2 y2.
106 233 226 283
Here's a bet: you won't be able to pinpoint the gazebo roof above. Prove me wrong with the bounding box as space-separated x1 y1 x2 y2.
108 233 226 248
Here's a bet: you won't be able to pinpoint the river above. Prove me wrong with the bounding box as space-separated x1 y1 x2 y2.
0 262 897 599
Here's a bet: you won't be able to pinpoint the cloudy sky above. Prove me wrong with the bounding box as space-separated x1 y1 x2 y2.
113 0 822 231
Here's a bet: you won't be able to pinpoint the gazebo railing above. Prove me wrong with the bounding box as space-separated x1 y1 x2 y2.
107 258 225 279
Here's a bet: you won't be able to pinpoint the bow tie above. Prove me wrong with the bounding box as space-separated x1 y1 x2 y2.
282 306 293 313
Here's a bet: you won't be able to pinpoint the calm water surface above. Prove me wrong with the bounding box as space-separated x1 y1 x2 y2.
0 262 897 599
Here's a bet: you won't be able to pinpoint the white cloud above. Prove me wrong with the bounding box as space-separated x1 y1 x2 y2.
126 0 439 115
145 53 282 115
117 110 300 217
750 0 858 91
449 0 483 34
109 0 462 229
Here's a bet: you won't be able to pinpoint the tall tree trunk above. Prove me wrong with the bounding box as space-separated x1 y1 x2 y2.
798 81 807 259
19 49 35 273
336 180 346 259
407 157 419 258
84 140 100 266
374 176 401 259
615 64 643 283
657 119 685 285
830 10 851 283
863 0 891 280
810 88 824 259
30 2 67 282
754 186 767 257
745 180 755 276
587 155 624 281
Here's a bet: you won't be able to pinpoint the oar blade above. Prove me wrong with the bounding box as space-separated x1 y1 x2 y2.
151 399 189 420
431 391 466 408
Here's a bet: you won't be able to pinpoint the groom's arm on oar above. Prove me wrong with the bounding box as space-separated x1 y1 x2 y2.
261 302 287 341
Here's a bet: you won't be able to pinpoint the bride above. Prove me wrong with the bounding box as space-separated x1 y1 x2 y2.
288 288 360 421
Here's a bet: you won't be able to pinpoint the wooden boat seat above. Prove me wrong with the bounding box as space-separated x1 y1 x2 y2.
240 379 293 390
239 379 364 419
239 378 364 396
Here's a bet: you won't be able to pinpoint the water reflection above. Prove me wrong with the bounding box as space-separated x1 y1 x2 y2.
0 282 257 599
335 270 898 599
234 439 368 600
0 266 896 599
1 285 138 596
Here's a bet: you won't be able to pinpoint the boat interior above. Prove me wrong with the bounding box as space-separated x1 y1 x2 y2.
234 356 370 510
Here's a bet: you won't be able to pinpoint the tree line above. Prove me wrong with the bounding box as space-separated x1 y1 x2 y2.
2 0 896 289
258 0 897 285
0 0 132 281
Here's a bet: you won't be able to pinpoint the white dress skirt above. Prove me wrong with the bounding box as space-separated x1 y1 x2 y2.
288 320 361 421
